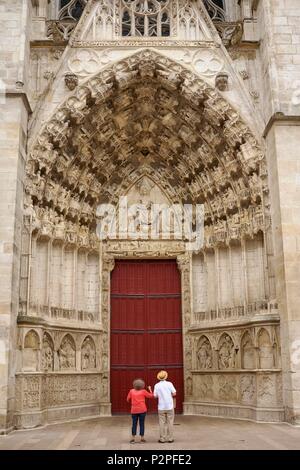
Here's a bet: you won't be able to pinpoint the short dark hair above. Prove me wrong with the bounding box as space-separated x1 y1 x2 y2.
133 379 145 390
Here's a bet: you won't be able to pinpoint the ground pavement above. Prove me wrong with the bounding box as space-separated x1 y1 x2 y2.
0 415 300 450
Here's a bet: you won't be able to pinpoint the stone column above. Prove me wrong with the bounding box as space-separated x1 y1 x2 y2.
0 0 31 433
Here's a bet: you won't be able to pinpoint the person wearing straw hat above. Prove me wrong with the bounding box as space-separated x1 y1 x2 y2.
154 370 176 443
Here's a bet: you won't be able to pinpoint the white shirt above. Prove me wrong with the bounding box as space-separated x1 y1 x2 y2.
154 380 176 411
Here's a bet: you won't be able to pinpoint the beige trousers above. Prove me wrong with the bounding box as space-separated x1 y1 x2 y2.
158 409 174 442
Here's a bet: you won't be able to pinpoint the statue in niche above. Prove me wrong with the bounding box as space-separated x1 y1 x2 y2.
78 224 90 247
53 215 65 240
127 178 154 237
65 221 77 244
58 335 76 370
228 213 241 240
41 333 54 372
197 337 212 370
186 376 193 397
101 375 108 398
81 336 96 371
218 334 236 370
198 375 213 400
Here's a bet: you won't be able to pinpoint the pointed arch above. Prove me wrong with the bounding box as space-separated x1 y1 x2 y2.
42 332 55 372
218 333 235 370
258 328 275 369
196 335 213 370
58 334 76 370
81 335 96 370
241 330 256 370
25 49 267 252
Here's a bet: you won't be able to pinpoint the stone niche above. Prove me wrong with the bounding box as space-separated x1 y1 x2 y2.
184 324 283 422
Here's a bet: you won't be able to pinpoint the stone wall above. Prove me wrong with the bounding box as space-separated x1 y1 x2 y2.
266 123 300 424
0 0 31 433
257 0 300 424
258 0 300 118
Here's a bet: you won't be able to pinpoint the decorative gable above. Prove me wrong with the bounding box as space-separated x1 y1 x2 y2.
72 0 220 42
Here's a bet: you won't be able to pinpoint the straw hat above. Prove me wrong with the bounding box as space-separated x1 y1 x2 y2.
157 370 168 381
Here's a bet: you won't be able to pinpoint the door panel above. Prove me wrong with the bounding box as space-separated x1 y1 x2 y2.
147 332 183 365
110 260 184 414
111 297 145 330
110 332 145 366
147 297 182 329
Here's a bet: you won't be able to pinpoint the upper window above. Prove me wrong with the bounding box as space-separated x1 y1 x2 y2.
58 0 87 21
121 0 171 37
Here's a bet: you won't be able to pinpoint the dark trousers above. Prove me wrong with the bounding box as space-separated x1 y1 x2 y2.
131 412 146 436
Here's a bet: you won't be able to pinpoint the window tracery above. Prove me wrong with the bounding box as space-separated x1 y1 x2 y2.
47 0 228 41
58 0 87 21
121 0 171 37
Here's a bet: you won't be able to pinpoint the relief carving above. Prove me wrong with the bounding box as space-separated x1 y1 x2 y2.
197 336 212 370
258 329 275 369
198 375 214 401
240 375 255 404
41 333 54 372
218 375 238 402
81 336 96 371
241 332 256 370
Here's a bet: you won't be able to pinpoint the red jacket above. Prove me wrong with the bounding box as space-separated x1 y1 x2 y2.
127 389 154 414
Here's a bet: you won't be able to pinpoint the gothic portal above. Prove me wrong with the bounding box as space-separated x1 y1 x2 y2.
1 0 300 432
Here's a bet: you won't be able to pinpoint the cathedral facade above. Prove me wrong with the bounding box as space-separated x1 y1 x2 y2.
0 0 300 433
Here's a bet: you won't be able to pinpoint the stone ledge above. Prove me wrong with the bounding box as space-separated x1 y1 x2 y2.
189 315 280 332
14 402 111 430
17 315 103 332
5 90 32 114
263 113 300 138
191 369 282 374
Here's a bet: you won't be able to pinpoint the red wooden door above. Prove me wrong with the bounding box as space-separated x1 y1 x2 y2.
110 260 184 414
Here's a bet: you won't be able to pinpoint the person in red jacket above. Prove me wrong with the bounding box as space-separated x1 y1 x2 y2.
127 378 154 443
